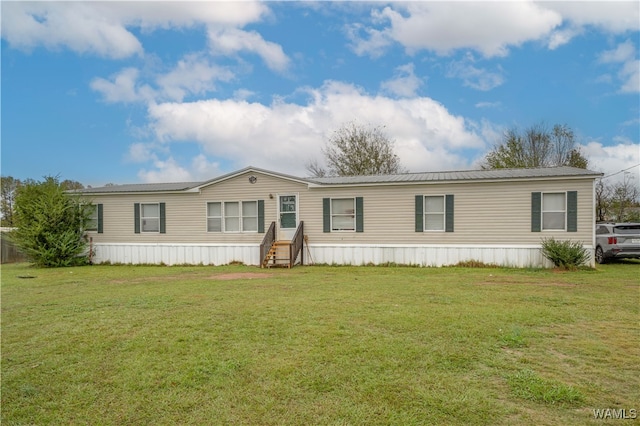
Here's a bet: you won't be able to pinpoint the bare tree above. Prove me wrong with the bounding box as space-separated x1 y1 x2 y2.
307 122 405 177
1 176 22 227
609 173 640 222
305 159 328 178
595 179 612 222
482 123 589 170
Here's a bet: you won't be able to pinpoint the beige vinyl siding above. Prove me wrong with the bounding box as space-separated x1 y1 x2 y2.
87 172 595 247
301 178 594 246
88 171 308 244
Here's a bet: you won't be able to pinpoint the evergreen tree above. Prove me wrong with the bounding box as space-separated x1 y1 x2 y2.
12 176 92 267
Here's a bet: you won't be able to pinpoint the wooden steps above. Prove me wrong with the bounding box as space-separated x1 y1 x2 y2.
261 241 292 268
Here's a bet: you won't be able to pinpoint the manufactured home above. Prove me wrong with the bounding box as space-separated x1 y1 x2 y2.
78 166 602 268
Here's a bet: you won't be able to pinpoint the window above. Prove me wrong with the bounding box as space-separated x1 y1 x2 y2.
207 202 222 232
542 193 565 230
86 205 99 231
242 201 258 232
424 196 445 231
209 201 259 233
614 224 640 234
323 197 363 233
532 191 576 232
134 203 165 234
332 198 355 231
224 202 240 232
415 194 454 233
141 203 160 232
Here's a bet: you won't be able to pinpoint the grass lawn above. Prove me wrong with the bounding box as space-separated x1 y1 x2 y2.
2 262 638 425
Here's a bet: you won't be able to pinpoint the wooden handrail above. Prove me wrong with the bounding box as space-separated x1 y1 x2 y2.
260 222 276 267
289 221 304 267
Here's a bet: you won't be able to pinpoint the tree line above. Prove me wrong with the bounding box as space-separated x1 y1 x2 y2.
596 173 640 222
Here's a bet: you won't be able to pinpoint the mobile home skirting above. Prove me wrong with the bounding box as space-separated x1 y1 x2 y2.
91 243 595 267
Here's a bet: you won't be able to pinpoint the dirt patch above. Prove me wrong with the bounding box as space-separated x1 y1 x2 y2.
471 273 581 287
209 272 275 280
474 280 576 287
107 271 276 284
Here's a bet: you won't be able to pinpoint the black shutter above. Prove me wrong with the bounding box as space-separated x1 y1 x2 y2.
531 192 541 232
258 200 265 233
445 194 454 233
323 198 331 233
567 191 577 232
159 202 166 234
415 195 423 232
97 204 103 234
134 203 140 234
355 197 364 233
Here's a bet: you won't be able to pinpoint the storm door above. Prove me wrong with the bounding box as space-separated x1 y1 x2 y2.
278 194 298 240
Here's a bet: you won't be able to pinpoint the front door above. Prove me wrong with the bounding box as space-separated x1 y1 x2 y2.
278 194 297 240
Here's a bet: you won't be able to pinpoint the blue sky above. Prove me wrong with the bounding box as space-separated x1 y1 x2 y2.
2 1 639 186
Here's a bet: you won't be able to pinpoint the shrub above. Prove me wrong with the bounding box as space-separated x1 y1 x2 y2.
540 238 589 269
11 176 92 267
452 259 499 268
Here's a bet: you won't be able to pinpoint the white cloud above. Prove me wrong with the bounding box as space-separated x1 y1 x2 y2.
1 2 143 59
621 117 640 127
190 155 224 181
599 40 636 64
91 55 236 103
580 140 640 182
208 27 290 72
156 54 235 102
594 74 614 85
598 40 640 94
137 154 224 183
349 2 561 58
1 2 270 58
547 27 583 50
447 53 505 91
140 80 486 178
348 2 639 59
116 2 269 29
619 60 640 93
90 68 156 104
137 157 194 183
475 101 501 109
544 2 640 34
128 142 226 183
127 142 159 164
233 89 257 101
346 22 393 58
380 63 424 97
545 2 639 49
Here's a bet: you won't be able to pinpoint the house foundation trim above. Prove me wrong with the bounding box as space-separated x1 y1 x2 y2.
92 242 594 268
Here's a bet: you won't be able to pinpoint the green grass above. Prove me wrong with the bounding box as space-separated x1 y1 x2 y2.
507 369 584 405
2 261 638 425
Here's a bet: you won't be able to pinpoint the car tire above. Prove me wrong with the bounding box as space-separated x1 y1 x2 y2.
595 246 606 264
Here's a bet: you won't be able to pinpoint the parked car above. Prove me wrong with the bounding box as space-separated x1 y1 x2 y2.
595 223 640 264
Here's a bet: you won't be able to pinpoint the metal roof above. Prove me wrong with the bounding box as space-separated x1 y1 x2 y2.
75 181 203 194
309 166 602 185
77 166 601 194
